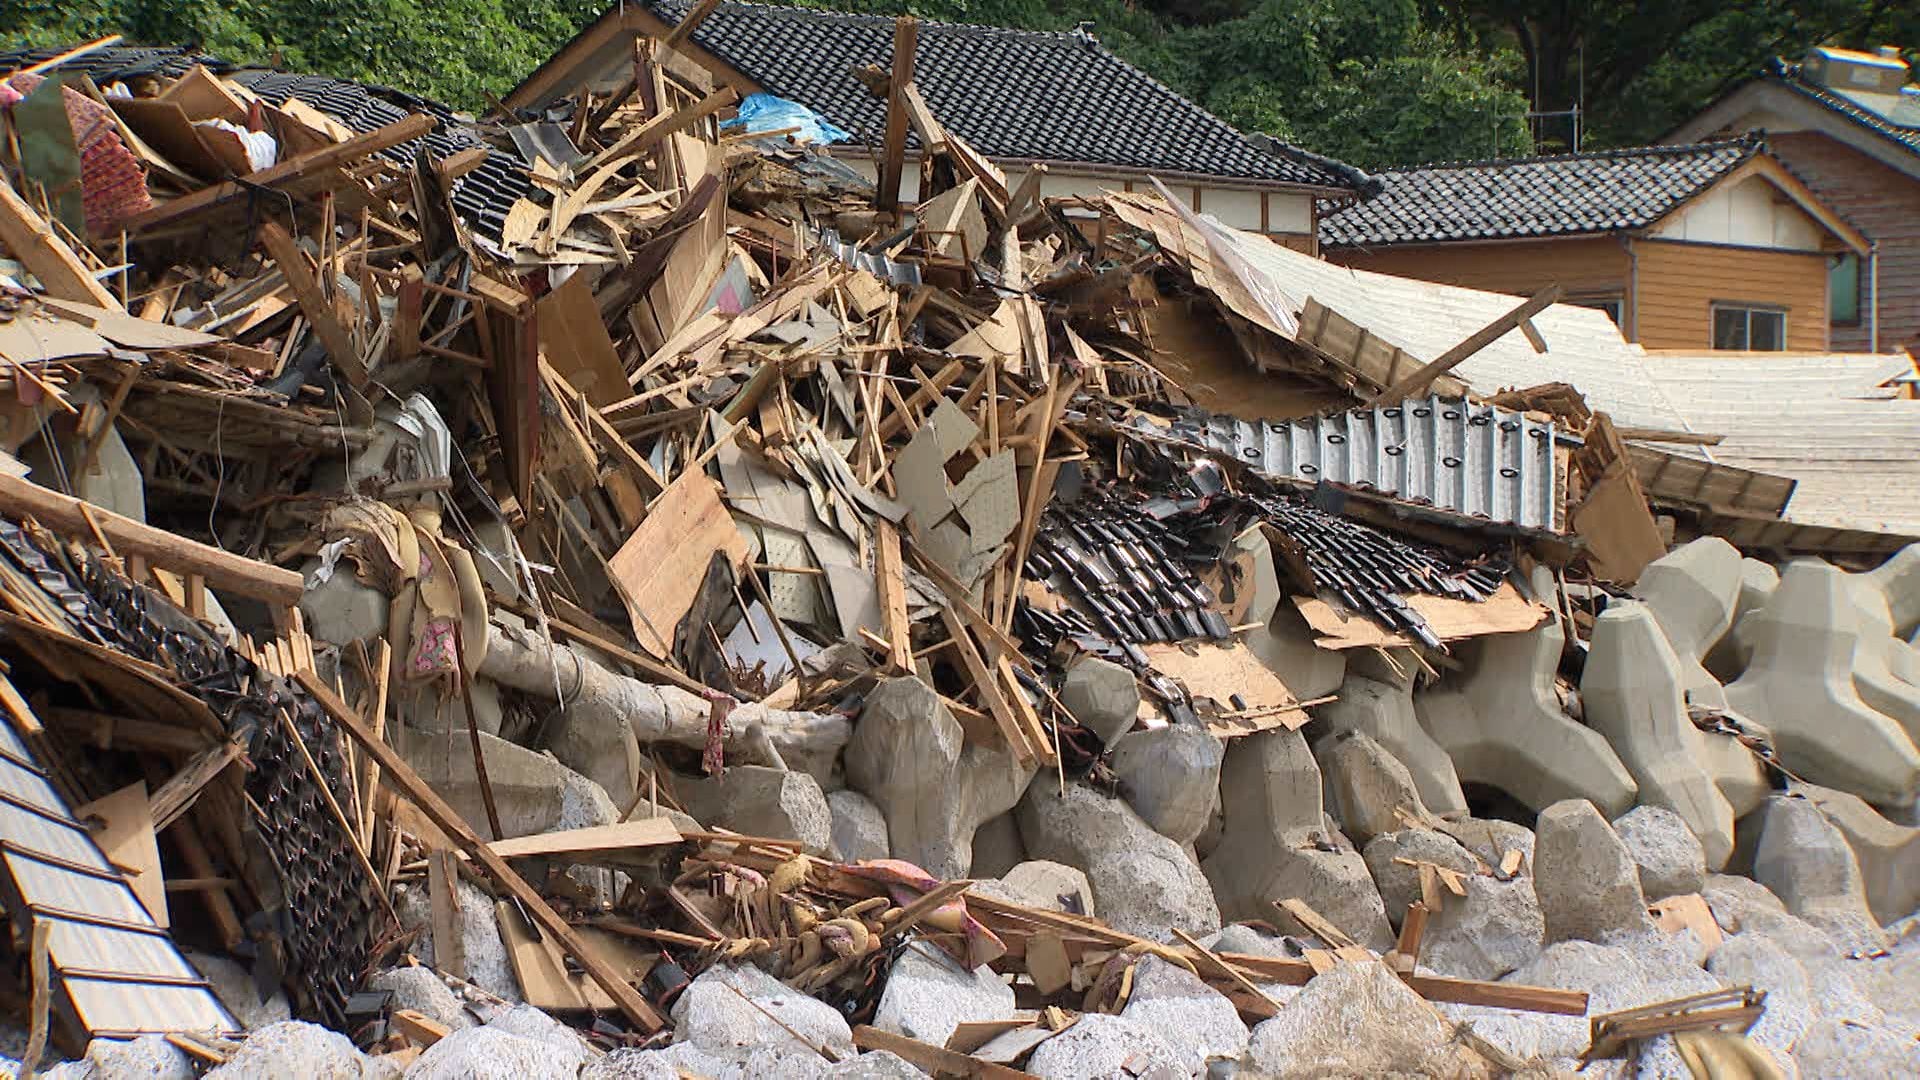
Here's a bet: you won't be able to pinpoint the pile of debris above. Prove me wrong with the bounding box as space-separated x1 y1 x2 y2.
0 23 1915 1080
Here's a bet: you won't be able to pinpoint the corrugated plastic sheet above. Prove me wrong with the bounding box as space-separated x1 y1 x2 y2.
0 715 238 1038
1147 395 1559 532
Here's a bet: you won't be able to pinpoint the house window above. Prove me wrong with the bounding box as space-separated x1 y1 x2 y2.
1830 252 1861 326
1711 304 1786 351
1567 294 1624 326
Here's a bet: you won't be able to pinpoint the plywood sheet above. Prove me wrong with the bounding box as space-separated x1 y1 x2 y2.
75 782 167 927
1292 581 1546 650
496 902 654 1012
537 273 630 409
1142 640 1301 733
608 470 751 656
486 818 681 863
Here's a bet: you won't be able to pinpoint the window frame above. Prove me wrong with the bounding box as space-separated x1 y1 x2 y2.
1710 302 1788 352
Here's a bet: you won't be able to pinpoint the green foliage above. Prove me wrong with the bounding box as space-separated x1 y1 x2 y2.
4 0 1914 167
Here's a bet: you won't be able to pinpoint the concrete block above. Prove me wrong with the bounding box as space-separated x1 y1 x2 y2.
1632 537 1743 709
1725 561 1920 809
1016 781 1219 937
398 728 616 841
672 964 854 1057
1314 729 1430 847
972 860 1094 917
1201 728 1392 950
1245 961 1473 1079
1108 722 1222 845
1118 955 1249 1071
1314 672 1466 818
1058 656 1139 747
1580 600 1738 868
1228 527 1346 700
1026 1014 1185 1080
1801 784 1920 928
1749 794 1889 953
680 766 832 855
845 677 1035 878
827 789 891 863
1421 873 1545 981
1414 606 1637 818
1532 799 1656 945
1362 828 1479 922
873 944 1013 1049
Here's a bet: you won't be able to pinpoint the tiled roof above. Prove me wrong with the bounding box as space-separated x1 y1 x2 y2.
1766 56 1920 159
1318 138 1763 249
0 44 533 239
641 0 1363 190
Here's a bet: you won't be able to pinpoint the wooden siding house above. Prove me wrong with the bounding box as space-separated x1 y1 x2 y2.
1318 138 1869 352
1664 46 1920 354
507 0 1369 251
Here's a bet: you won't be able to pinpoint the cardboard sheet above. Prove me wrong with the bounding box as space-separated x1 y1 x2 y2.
1142 640 1305 736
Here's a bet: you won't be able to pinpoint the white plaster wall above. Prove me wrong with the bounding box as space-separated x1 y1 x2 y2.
1651 175 1826 251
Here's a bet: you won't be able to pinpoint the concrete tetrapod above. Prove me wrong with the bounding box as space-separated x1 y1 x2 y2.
844 676 1036 880
1315 668 1467 819
1867 543 1920 639
1800 784 1920 928
1842 547 1920 747
1227 526 1346 700
1724 560 1920 809
1200 727 1393 950
1580 600 1737 869
1632 537 1743 710
1413 603 1637 817
1705 558 1779 684
1748 794 1890 953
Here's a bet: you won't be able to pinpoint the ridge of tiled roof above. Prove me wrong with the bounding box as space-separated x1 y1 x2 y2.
1317 136 1764 250
1765 55 1920 159
0 43 533 239
643 0 1362 190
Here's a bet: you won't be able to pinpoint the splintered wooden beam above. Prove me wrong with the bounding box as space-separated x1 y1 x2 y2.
874 521 913 671
0 473 303 605
293 669 667 1033
1367 283 1564 406
877 16 917 212
0 176 122 309
257 221 370 389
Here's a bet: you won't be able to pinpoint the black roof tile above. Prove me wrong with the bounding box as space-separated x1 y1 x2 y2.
642 0 1362 190
1317 138 1764 249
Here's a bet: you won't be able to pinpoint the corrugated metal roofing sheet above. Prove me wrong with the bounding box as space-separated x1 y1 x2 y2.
0 707 238 1039
1145 396 1560 532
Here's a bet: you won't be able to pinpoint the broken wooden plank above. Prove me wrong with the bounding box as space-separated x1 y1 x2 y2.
874 520 913 672
0 176 122 309
0 474 303 605
876 17 917 213
1367 284 1564 406
257 221 369 389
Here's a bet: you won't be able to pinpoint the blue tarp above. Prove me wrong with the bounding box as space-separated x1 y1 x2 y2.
720 92 852 145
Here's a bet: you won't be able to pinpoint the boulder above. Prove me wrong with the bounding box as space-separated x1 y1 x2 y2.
1631 537 1743 710
1802 784 1920 927
1748 794 1889 953
1361 829 1479 922
1058 656 1140 747
1420 873 1546 982
1314 671 1466 818
1532 799 1656 945
1244 961 1477 1079
1016 782 1219 938
1025 1014 1185 1080
1706 935 1816 1057
68 1037 197 1080
1414 574 1637 818
1792 1017 1920 1078
1443 817 1535 871
1436 939 1722 1067
679 765 833 854
404 1025 583 1080
547 688 644 809
968 812 1026 879
827 1052 931 1080
393 879 519 1002
970 860 1094 917
1108 723 1222 845
1581 601 1741 867
1227 527 1346 700
672 964 854 1058
1202 728 1392 950
203 1021 382 1080
1315 729 1431 847
580 1048 682 1080
1725 560 1920 809
1118 956 1249 1071
827 789 891 863
1612 805 1708 901
845 677 1035 878
367 967 474 1032
187 950 291 1031
872 944 1014 1050
300 565 389 648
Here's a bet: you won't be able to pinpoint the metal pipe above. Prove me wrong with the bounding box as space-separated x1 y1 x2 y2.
1869 241 1880 353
